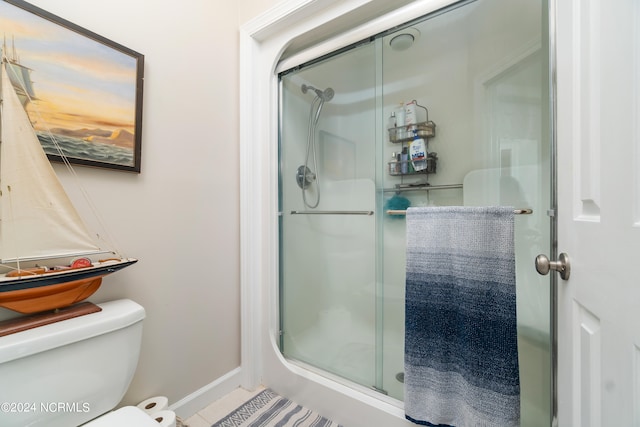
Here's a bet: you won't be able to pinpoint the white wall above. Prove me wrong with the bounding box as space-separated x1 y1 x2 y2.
3 0 248 412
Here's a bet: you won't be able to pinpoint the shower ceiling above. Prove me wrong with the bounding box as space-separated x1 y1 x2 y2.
279 0 418 61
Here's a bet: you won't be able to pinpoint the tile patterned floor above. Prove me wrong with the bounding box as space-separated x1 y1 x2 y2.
184 387 266 427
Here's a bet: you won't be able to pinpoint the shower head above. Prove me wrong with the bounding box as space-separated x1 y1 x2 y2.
301 84 334 102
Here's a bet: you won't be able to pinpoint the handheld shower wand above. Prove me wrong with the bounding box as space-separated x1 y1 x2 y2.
297 84 335 208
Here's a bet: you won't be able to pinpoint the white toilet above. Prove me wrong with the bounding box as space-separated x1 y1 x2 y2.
0 299 158 426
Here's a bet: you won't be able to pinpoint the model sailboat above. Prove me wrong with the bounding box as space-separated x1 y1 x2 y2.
0 53 137 314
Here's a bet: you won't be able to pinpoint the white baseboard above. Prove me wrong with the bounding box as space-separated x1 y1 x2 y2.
168 367 244 419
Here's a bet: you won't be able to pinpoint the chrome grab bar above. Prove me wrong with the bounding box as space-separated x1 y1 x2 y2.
382 183 463 193
290 210 374 216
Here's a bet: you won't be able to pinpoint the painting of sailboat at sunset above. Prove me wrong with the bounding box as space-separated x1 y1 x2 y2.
0 0 144 172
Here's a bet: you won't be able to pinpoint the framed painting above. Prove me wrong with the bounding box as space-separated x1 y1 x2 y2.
0 0 144 172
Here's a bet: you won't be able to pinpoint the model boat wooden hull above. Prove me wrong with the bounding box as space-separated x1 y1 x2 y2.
0 258 137 313
0 277 102 313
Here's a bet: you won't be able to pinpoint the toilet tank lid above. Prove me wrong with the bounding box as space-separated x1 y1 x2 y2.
0 299 145 364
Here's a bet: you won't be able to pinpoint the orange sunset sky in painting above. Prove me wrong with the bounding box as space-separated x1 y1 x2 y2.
0 2 139 135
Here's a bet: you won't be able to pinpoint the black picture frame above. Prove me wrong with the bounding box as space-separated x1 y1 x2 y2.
1 0 144 172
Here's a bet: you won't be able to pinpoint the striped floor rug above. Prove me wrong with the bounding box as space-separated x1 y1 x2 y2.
211 388 342 427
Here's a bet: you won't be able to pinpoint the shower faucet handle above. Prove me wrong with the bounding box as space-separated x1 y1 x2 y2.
296 165 316 189
535 253 571 280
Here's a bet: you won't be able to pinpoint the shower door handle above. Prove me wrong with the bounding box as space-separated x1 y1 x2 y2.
535 253 571 280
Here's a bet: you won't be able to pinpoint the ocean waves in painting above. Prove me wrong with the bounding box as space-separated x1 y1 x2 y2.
37 132 133 167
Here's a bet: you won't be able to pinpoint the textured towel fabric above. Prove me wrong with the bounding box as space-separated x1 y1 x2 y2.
404 206 520 427
211 388 342 427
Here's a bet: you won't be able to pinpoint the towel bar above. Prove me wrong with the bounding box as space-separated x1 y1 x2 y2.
513 208 533 215
290 209 532 216
386 208 533 216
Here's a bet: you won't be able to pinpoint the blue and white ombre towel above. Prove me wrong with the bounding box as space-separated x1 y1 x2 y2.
404 206 520 427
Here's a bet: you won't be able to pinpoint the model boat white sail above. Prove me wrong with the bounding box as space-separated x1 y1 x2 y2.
0 54 137 314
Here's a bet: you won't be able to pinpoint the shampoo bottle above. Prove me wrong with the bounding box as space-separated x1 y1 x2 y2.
388 112 397 129
410 131 427 172
396 105 406 129
404 100 417 127
400 147 409 174
390 152 398 174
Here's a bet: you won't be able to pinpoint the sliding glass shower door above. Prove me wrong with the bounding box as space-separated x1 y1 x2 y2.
278 44 379 388
279 0 552 425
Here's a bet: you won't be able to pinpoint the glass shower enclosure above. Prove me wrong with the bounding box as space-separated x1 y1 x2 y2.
278 0 552 425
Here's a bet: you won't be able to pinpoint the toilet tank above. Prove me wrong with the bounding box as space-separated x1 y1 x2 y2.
0 299 145 427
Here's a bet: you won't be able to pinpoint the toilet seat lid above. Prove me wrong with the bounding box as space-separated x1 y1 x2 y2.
83 406 159 426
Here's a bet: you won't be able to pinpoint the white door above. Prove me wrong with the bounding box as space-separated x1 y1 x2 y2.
556 0 640 425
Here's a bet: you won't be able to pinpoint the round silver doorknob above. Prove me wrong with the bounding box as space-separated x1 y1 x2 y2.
535 255 552 275
535 253 571 280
